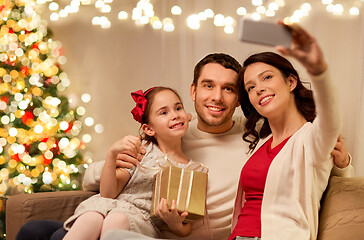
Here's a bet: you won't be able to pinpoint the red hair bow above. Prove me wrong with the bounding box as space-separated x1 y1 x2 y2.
131 90 147 124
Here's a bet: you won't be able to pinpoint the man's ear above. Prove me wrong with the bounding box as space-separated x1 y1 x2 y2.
187 113 192 122
288 75 298 92
190 83 196 102
235 94 240 107
142 124 155 137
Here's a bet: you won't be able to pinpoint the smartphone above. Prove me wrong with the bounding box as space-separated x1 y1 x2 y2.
238 17 292 48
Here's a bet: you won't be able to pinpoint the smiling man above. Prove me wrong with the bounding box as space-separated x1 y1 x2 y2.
191 61 240 134
160 53 249 239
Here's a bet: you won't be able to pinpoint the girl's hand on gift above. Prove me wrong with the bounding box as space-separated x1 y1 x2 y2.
157 198 192 237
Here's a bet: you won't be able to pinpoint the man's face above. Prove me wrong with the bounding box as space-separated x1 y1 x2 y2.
190 63 239 134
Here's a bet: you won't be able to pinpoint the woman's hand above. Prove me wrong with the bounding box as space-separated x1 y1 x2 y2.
331 134 350 168
157 198 192 237
275 21 327 75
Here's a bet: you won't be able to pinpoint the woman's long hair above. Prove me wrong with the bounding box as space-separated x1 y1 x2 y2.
238 52 316 152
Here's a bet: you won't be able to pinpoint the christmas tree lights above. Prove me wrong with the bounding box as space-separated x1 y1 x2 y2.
0 0 86 200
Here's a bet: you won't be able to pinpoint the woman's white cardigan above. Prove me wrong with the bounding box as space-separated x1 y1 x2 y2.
232 69 341 240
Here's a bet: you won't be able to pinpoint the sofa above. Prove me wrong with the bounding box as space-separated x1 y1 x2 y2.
5 176 364 240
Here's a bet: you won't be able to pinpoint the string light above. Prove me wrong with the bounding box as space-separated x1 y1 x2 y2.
187 14 200 30
326 4 335 12
322 0 333 4
198 11 208 21
49 2 59 11
224 16 235 26
266 9 275 17
150 17 162 29
333 4 344 15
214 14 225 26
252 0 263 6
276 0 286 7
95 0 104 8
50 12 59 21
251 12 261 21
171 6 182 15
237 7 247 16
350 6 360 15
81 0 91 5
101 5 112 13
204 9 214 18
224 25 234 34
256 6 266 14
162 18 174 32
38 0 361 33
118 11 128 20
268 2 279 11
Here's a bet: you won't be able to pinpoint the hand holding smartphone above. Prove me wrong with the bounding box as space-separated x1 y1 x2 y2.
238 17 292 48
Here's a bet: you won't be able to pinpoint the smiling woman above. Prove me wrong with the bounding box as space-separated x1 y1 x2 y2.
230 23 343 240
38 0 364 175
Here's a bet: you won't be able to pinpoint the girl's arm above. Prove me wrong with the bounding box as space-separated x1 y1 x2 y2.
100 151 130 198
157 199 192 237
100 136 142 198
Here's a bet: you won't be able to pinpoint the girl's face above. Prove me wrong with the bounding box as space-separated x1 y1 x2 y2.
143 90 189 142
243 62 297 119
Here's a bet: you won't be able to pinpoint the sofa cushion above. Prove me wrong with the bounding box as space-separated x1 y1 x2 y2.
318 176 364 240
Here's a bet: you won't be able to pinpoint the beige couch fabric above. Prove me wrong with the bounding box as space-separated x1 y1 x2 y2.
318 176 364 240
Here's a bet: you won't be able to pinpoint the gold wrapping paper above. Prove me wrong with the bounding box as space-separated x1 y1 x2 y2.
150 165 208 221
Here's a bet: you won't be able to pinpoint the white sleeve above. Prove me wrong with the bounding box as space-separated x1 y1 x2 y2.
331 154 356 177
310 69 342 161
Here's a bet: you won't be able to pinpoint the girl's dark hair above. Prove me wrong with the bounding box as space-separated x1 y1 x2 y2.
238 52 316 152
141 87 183 145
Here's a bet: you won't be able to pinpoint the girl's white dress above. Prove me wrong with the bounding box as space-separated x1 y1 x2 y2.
64 141 203 238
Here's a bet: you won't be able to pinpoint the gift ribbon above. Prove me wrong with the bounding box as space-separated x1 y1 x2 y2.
176 168 194 212
153 171 162 215
136 154 208 174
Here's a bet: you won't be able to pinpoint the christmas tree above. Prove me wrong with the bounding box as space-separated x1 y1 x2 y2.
0 0 86 237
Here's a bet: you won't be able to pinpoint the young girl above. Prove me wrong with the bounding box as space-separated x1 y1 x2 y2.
229 23 341 239
63 87 206 239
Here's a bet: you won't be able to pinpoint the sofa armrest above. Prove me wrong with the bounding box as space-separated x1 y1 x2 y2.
318 176 364 240
6 191 96 240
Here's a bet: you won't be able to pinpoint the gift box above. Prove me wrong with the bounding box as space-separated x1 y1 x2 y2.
150 165 208 221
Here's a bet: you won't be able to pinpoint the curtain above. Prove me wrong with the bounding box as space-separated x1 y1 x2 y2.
353 9 364 176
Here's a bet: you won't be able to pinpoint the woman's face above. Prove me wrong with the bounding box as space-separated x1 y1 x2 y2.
243 62 296 119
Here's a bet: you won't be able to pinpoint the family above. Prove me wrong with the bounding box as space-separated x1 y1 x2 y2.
16 23 354 240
